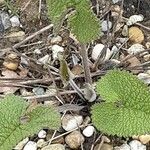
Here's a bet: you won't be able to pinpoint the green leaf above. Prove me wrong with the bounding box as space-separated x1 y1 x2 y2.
69 0 100 43
0 94 60 150
46 0 101 43
92 70 150 136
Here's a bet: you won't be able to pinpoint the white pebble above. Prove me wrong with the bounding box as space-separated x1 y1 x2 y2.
51 36 62 44
34 49 42 54
38 54 51 64
92 44 112 61
114 143 130 150
101 20 112 32
137 73 150 84
10 16 20 27
38 130 47 138
83 125 95 137
112 0 122 4
62 114 83 131
23 141 37 150
127 15 144 26
128 44 145 55
129 140 146 150
14 137 29 150
52 45 64 60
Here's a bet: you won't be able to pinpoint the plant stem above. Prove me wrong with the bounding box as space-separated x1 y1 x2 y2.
80 43 92 84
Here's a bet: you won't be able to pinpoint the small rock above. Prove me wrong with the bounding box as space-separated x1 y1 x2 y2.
129 26 144 44
51 36 63 44
0 11 11 30
82 125 95 137
62 114 83 131
139 134 150 144
127 15 144 26
101 136 111 143
41 144 65 150
38 54 51 64
94 143 113 150
122 25 128 36
65 130 85 149
52 45 64 60
112 0 122 4
0 0 5 5
34 49 42 54
10 16 20 27
23 141 37 150
129 140 146 150
92 44 111 61
101 20 112 32
114 143 130 150
3 53 19 70
127 44 145 54
33 87 45 95
37 139 47 148
6 31 25 42
137 73 150 84
146 42 150 49
14 137 29 150
38 129 47 138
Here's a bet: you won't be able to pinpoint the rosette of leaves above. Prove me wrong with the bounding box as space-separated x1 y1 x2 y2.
46 0 100 43
92 70 150 137
0 94 60 150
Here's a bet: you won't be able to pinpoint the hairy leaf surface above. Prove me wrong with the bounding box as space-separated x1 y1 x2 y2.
46 0 100 43
0 95 60 150
69 0 100 43
92 70 150 136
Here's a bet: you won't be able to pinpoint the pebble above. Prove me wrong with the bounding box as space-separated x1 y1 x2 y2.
10 16 20 27
129 26 144 44
33 87 45 95
38 129 47 138
3 53 19 70
14 137 29 150
129 140 146 150
65 130 85 149
38 54 51 64
101 20 112 32
94 143 113 150
37 139 47 148
52 45 64 60
34 48 42 54
62 114 83 131
82 125 95 137
122 25 128 36
112 0 122 4
23 141 37 150
6 31 25 42
92 44 111 61
127 15 144 26
114 143 130 150
51 36 63 44
139 134 150 144
0 11 11 30
137 73 150 84
41 144 65 150
127 44 145 54
0 0 5 5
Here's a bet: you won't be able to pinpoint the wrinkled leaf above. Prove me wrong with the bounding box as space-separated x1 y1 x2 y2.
0 94 60 150
92 70 150 136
